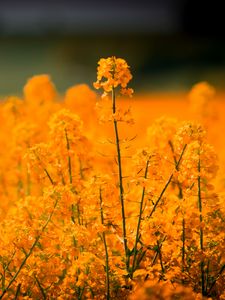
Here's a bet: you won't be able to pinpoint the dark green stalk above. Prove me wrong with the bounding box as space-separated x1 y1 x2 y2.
148 144 187 218
157 240 165 276
78 157 84 179
34 151 55 185
35 275 46 300
198 160 203 250
15 283 21 300
65 129 73 184
65 130 81 225
112 86 129 272
205 259 210 293
0 251 16 291
148 173 173 218
17 161 23 198
44 168 54 185
99 189 110 300
182 218 185 272
198 158 205 295
78 286 85 300
207 264 225 295
0 198 58 299
130 159 149 279
26 169 31 196
150 236 166 267
168 141 186 272
168 140 183 198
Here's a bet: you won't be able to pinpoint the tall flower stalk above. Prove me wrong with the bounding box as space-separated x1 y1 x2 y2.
99 188 110 300
130 159 149 278
94 57 133 272
198 157 205 295
111 86 129 270
168 140 185 272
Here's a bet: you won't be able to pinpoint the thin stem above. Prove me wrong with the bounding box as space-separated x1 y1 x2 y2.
112 86 128 271
99 189 110 300
79 157 84 179
65 129 73 184
169 140 186 272
17 161 23 198
148 144 187 218
198 158 205 295
78 286 85 300
205 259 210 293
15 283 21 300
147 236 167 278
65 131 81 226
0 198 58 299
207 264 225 295
77 202 81 226
175 144 187 168
130 159 149 278
168 140 183 198
34 152 55 185
198 160 203 251
157 240 165 277
44 168 54 185
148 173 173 218
34 151 55 185
35 275 47 300
26 169 31 196
182 218 185 272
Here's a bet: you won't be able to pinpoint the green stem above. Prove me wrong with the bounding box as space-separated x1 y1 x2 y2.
99 189 110 300
78 286 85 300
35 275 47 300
0 198 58 299
205 259 210 293
148 173 173 218
157 240 165 276
168 140 183 198
148 144 187 218
207 264 225 295
15 283 21 300
34 151 55 185
198 158 205 295
130 159 149 279
112 87 129 272
65 129 73 184
44 168 54 185
26 169 31 196
198 160 203 250
182 218 185 272
17 161 23 198
79 157 84 180
150 236 166 267
169 140 186 272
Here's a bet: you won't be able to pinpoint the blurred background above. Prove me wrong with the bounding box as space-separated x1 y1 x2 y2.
0 0 225 95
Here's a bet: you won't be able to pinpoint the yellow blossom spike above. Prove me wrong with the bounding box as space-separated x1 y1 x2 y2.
93 56 133 97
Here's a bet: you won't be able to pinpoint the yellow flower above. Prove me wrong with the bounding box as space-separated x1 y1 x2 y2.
24 74 57 104
93 56 133 96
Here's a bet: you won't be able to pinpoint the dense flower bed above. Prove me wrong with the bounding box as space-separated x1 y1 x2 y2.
0 57 225 299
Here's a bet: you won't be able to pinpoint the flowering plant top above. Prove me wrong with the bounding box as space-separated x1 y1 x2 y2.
93 56 133 97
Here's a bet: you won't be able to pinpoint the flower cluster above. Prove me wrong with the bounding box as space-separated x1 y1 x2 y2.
0 58 224 300
93 56 133 97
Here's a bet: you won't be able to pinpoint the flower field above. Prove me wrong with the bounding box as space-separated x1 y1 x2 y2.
0 57 225 299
